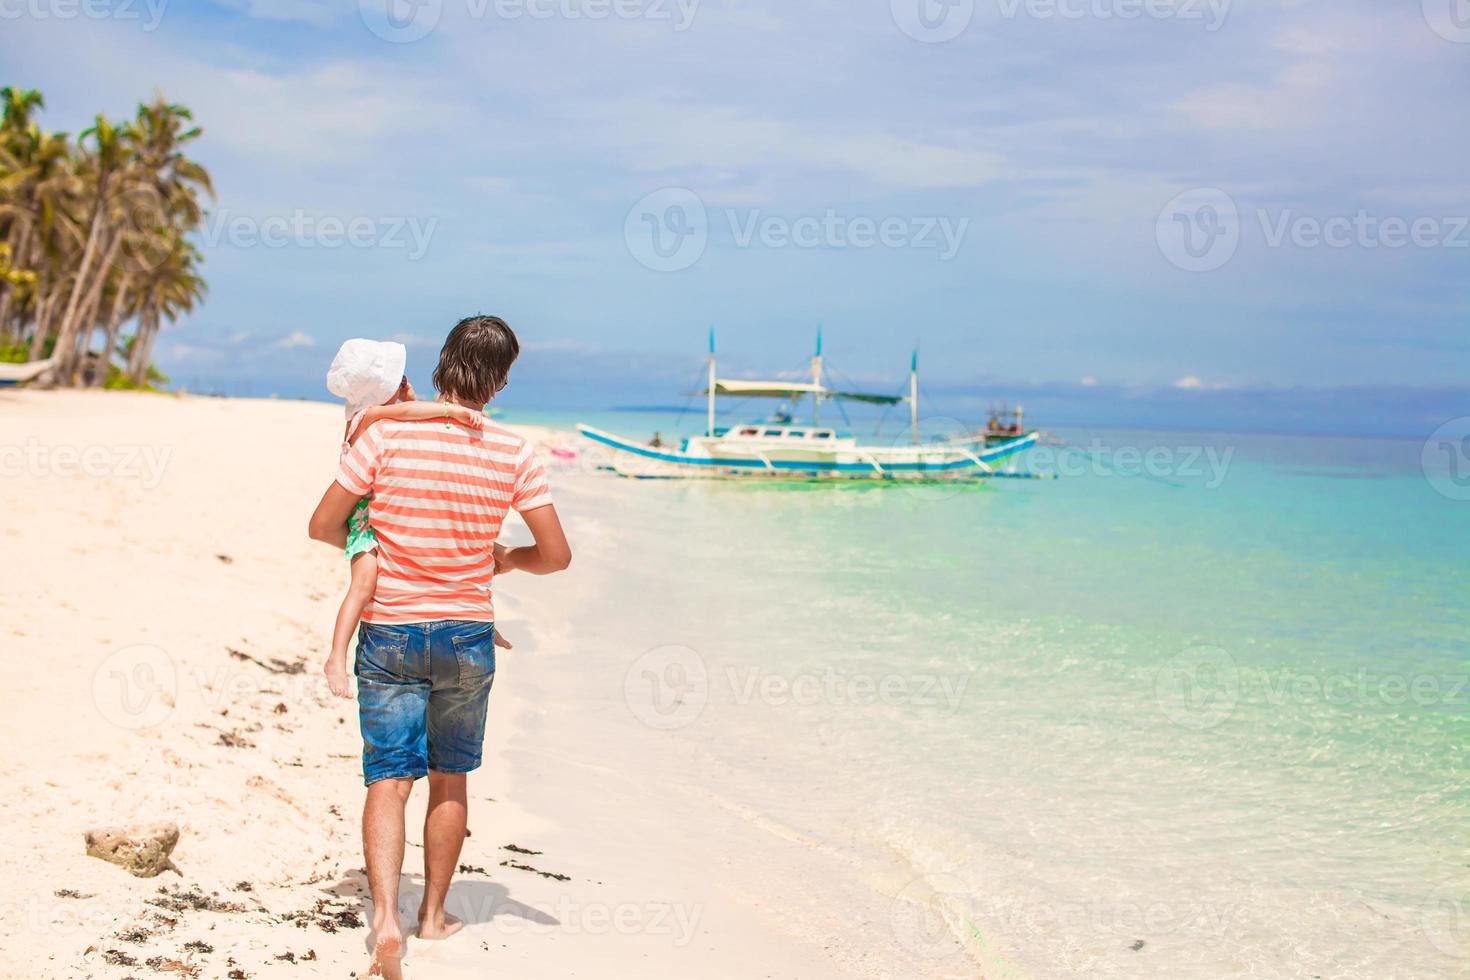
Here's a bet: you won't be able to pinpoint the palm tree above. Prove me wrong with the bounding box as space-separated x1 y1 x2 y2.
127 233 204 385
0 88 212 385
48 115 139 381
1 127 80 356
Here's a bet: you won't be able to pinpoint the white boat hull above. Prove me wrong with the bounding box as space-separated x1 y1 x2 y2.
577 425 1039 481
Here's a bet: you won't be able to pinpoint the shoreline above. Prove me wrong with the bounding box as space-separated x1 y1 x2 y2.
0 389 966 978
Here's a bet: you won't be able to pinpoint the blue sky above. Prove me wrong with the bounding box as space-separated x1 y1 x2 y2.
3 0 1466 432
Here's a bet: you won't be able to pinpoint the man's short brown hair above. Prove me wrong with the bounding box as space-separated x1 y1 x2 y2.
433 315 520 406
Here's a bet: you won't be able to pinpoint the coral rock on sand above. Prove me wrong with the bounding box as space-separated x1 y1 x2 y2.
84 822 180 877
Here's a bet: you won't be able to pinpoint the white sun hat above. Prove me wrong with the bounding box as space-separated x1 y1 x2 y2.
326 339 407 419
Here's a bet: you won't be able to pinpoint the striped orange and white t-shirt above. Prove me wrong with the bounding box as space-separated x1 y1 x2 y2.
336 418 553 624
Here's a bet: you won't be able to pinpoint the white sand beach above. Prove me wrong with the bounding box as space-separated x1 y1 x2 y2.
0 390 960 980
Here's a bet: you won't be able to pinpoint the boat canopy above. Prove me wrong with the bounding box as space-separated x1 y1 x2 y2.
700 378 905 405
703 379 827 398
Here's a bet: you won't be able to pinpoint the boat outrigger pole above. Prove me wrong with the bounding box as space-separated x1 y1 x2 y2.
707 326 716 437
910 347 919 445
811 327 823 425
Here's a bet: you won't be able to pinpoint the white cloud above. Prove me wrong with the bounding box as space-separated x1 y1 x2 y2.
191 63 456 168
573 100 1009 194
275 331 316 351
1173 376 1231 391
1169 58 1335 132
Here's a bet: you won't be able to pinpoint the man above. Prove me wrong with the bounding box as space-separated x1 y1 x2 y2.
308 315 571 978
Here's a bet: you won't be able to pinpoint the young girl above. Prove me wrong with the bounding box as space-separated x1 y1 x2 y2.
322 339 508 698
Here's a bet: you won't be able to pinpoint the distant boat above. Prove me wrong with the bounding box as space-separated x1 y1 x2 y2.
951 402 1032 448
577 332 1039 481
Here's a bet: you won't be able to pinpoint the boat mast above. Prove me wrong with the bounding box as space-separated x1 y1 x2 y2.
910 347 919 445
707 327 716 437
811 326 822 425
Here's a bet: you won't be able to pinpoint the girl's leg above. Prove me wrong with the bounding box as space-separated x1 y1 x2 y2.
326 551 378 698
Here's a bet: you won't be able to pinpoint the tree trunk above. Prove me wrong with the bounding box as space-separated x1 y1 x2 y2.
28 279 63 361
51 186 109 383
67 232 123 385
128 302 159 386
92 272 132 388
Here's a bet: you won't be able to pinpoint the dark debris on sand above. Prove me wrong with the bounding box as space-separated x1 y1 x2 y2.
102 949 139 967
457 864 489 875
500 860 570 882
149 886 247 915
55 888 95 899
144 955 200 977
273 949 318 963
217 730 256 749
227 647 305 675
182 940 213 954
502 843 542 855
279 897 363 933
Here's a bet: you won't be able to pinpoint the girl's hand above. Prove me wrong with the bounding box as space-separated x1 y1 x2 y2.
323 657 352 699
447 404 485 429
494 630 514 650
493 542 516 573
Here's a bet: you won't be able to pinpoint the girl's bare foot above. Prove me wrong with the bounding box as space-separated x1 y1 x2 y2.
324 655 351 699
417 910 464 941
367 932 403 980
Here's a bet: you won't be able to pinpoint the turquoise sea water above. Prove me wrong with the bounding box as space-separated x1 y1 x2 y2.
518 410 1470 978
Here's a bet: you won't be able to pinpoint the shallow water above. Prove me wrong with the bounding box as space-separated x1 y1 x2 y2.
522 412 1470 979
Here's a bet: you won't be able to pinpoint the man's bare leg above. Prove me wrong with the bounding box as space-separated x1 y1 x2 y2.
364 777 414 978
418 770 468 940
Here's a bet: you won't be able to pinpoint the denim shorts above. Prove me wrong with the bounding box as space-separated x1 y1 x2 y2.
355 620 497 786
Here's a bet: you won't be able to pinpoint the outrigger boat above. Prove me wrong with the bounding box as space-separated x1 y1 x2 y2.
577 333 1039 481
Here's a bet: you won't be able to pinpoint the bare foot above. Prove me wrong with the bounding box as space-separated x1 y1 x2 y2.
367 932 403 980
417 910 465 941
323 655 351 699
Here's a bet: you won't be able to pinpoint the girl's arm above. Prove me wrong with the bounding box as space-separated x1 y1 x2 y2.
348 401 485 444
493 505 572 575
